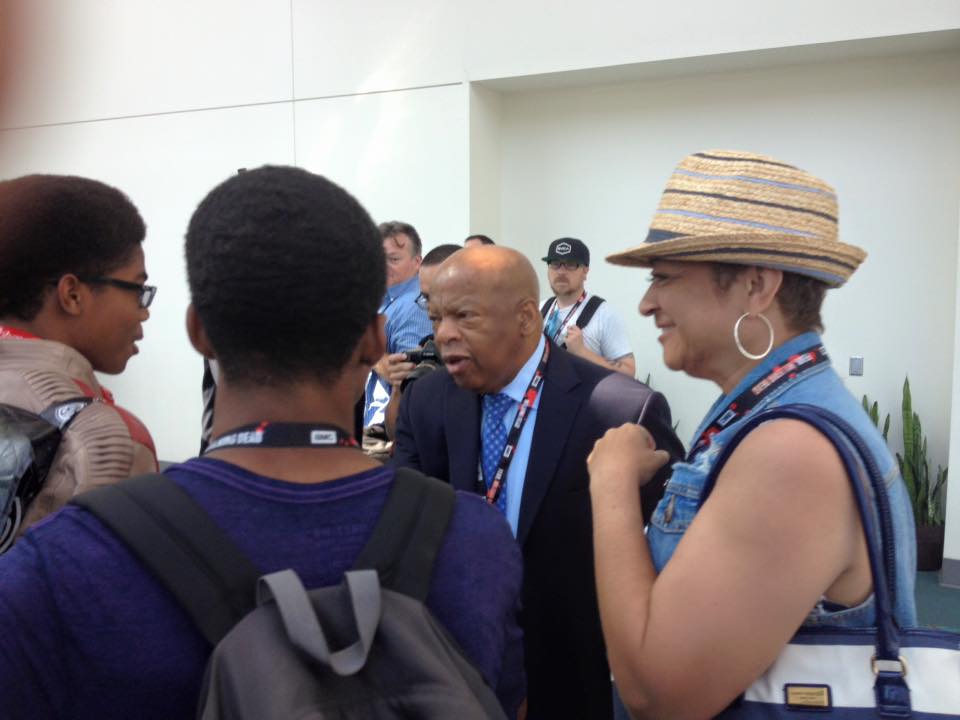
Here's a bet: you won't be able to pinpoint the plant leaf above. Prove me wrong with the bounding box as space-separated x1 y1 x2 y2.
902 378 914 465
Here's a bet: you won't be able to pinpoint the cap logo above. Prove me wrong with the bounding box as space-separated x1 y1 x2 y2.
556 242 572 255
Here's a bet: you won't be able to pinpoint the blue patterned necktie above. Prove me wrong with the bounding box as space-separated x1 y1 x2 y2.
481 392 514 514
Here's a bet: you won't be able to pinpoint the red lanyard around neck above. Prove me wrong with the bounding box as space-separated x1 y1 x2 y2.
687 343 829 463
0 325 40 340
475 342 550 505
547 292 586 343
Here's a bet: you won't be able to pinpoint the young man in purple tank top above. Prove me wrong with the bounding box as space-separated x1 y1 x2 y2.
0 167 525 720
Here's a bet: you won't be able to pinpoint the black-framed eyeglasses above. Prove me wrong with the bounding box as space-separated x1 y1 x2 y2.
548 261 582 271
79 276 157 309
415 291 429 310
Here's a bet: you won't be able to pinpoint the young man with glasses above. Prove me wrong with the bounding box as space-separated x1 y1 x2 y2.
541 237 636 376
0 174 158 540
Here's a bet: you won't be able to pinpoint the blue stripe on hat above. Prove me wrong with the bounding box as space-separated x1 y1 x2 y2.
664 189 837 222
674 169 837 198
645 228 685 243
658 209 817 237
665 253 846 285
662 245 856 270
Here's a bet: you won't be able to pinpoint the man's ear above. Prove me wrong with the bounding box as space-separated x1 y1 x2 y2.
54 274 86 317
186 304 216 359
518 298 541 337
355 314 387 367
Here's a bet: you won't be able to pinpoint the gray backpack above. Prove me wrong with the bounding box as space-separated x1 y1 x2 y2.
73 469 508 720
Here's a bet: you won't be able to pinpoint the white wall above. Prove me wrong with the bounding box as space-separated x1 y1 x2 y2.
4 0 293 128
469 84 504 238
291 0 462 96
498 50 960 454
946 208 960 570
295 84 470 248
286 0 960 90
463 0 960 81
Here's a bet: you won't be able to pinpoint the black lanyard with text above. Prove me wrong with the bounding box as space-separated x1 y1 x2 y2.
204 421 359 453
547 292 586 344
686 343 829 463
475 343 550 505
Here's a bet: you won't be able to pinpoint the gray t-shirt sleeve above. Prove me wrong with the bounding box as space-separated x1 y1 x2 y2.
582 301 634 362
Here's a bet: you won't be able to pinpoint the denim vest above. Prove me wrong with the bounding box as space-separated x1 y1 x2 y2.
647 332 918 628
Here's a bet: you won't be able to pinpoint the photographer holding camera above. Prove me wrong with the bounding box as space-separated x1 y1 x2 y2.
381 243 461 438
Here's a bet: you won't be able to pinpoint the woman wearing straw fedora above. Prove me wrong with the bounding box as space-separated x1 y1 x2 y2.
588 150 921 719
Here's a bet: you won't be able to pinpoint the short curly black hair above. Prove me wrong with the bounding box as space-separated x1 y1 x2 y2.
464 234 494 245
422 243 461 266
0 174 146 320
186 166 385 386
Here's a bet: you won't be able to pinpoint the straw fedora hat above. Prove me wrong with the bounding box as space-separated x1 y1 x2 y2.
606 150 867 286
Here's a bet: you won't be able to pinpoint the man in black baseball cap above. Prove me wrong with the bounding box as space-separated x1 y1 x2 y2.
540 237 636 376
542 237 589 266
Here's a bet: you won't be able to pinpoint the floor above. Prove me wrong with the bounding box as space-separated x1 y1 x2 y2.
916 571 960 631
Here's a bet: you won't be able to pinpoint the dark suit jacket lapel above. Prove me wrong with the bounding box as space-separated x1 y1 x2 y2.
445 381 481 492
517 345 582 546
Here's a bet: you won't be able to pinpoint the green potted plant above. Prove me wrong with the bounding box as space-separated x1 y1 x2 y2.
896 378 948 571
864 379 949 571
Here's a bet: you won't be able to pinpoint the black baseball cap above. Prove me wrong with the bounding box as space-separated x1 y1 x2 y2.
542 237 590 266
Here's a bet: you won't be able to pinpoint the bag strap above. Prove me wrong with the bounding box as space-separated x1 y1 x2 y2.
574 295 605 329
257 568 381 677
352 466 455 602
697 405 902 662
540 298 554 318
71 473 261 645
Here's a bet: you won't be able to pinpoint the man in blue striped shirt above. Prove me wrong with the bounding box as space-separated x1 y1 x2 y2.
363 221 432 428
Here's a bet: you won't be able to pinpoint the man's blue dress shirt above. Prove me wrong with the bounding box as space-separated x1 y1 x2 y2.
364 275 432 427
482 335 546 536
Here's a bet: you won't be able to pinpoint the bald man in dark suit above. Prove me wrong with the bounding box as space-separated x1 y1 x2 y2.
394 246 683 720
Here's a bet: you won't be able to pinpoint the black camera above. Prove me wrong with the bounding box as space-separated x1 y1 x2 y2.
401 338 442 392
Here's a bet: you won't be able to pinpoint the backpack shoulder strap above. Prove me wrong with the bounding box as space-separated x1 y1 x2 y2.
352 467 455 602
71 473 260 646
540 298 554 318
575 295 605 329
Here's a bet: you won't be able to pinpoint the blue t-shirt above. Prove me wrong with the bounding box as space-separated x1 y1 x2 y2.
0 459 525 719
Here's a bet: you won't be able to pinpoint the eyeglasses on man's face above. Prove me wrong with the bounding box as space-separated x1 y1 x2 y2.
548 261 582 271
79 276 157 309
415 291 430 310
